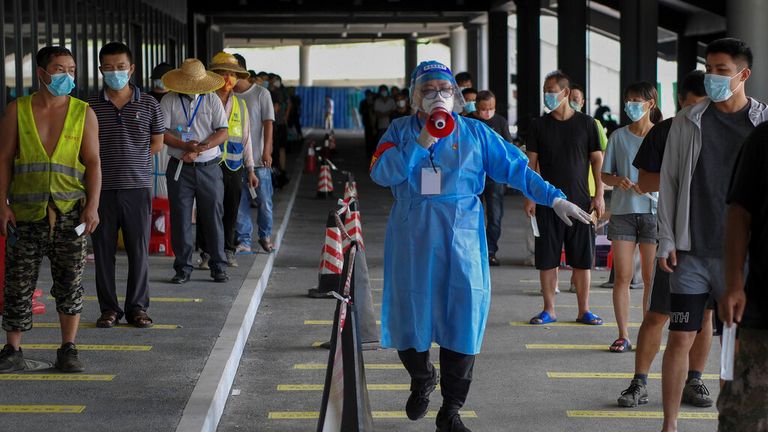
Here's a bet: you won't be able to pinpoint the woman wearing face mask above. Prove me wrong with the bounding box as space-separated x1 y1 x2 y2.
370 61 590 432
601 81 662 354
374 84 396 142
390 94 410 121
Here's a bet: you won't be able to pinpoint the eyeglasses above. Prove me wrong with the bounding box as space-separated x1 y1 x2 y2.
422 88 455 99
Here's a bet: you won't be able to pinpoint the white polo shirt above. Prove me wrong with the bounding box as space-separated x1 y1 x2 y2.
161 91 228 163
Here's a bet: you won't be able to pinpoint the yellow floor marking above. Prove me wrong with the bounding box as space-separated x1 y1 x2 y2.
268 410 477 420
305 320 381 325
48 295 203 303
278 384 437 391
510 321 640 328
548 372 719 380
23 344 152 351
557 304 641 310
526 343 665 351
294 363 440 370
35 323 180 329
522 289 611 295
0 374 114 382
567 410 716 420
312 342 439 348
0 405 86 414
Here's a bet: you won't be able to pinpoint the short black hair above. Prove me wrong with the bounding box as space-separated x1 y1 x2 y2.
570 83 585 95
476 90 495 103
99 42 132 64
679 70 706 98
455 71 472 84
233 53 247 69
544 70 571 89
257 71 268 77
248 69 256 78
36 46 74 70
461 87 478 97
706 38 753 69
378 84 389 92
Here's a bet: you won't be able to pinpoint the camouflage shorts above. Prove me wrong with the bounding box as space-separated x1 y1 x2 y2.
2 207 86 332
718 328 768 432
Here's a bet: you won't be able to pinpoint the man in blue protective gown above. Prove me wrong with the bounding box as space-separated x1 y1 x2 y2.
369 60 592 432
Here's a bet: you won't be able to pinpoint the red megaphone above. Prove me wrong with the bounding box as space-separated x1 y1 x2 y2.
426 108 455 138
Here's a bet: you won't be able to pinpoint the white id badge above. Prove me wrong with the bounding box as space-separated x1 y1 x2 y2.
180 132 194 143
421 167 441 195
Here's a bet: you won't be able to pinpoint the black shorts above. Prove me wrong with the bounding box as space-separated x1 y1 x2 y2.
648 263 671 314
534 205 594 270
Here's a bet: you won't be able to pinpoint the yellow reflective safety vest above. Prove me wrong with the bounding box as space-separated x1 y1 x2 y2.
220 95 248 171
10 94 87 221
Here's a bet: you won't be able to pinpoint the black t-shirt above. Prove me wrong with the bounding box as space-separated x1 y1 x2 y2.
632 117 673 173
726 122 768 329
526 111 600 208
471 113 515 143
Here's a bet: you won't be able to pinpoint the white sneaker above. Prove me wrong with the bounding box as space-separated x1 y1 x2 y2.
540 286 561 295
235 244 251 253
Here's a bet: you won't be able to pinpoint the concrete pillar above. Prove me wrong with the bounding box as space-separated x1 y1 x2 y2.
558 0 587 90
677 34 698 104
727 0 768 102
299 45 311 86
516 0 541 141
620 0 658 124
488 10 510 118
405 38 418 85
450 26 468 74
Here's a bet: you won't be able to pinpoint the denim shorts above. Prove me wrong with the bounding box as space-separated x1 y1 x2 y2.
607 213 657 244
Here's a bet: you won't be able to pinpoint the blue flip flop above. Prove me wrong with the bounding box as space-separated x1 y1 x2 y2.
530 311 557 325
576 311 603 325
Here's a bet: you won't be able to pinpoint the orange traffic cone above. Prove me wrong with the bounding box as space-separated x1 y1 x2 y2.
305 145 318 174
317 162 334 199
342 201 364 253
316 243 374 432
308 211 344 298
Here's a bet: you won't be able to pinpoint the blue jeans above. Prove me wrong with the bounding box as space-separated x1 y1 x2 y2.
483 178 505 254
236 167 273 247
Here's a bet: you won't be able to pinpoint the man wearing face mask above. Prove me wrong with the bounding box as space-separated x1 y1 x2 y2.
87 42 165 329
525 70 605 326
0 46 101 373
148 62 173 103
374 84 396 143
657 38 768 432
460 88 478 116
471 90 515 265
370 61 590 432
390 93 410 121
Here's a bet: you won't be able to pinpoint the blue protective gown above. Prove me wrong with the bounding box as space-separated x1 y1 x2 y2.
370 113 566 355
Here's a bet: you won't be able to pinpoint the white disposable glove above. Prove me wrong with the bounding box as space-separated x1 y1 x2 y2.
552 198 592 226
417 127 438 149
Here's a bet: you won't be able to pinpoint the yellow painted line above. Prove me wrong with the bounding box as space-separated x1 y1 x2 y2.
557 304 641 310
0 374 114 382
567 410 716 420
35 323 181 329
526 343 665 351
24 344 152 352
49 295 203 303
522 289 611 294
0 405 86 414
268 410 477 420
510 321 640 328
548 372 719 380
294 363 440 370
305 320 381 325
312 341 439 348
278 384 433 391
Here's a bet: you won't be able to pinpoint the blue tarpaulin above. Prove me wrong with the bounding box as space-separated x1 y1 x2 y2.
295 86 367 130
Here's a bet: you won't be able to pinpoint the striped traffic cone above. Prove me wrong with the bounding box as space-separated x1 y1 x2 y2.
308 211 344 298
316 243 374 432
342 201 364 253
343 173 358 202
317 162 334 199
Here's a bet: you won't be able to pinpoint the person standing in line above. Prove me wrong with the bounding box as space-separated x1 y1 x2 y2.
88 42 164 329
601 82 661 353
324 94 334 131
196 52 259 269
147 62 173 103
454 71 473 90
0 46 100 373
160 59 229 284
390 93 411 121
147 63 174 199
657 38 768 432
471 90 515 266
374 84 395 142
615 70 713 409
525 70 605 326
359 90 376 157
460 88 477 116
233 54 276 253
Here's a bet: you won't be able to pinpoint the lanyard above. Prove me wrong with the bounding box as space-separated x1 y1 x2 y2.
179 94 204 130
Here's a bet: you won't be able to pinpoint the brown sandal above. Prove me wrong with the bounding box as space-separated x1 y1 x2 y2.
127 311 154 328
96 311 119 328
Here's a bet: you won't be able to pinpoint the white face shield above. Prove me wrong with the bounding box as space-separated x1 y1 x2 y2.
409 61 465 114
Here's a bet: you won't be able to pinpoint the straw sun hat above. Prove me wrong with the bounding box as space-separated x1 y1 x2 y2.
208 52 250 79
161 58 224 95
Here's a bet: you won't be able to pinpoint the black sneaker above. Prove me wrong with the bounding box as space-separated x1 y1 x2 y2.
406 368 438 420
0 345 24 373
55 342 84 373
618 379 648 407
436 409 472 432
488 254 500 266
171 271 191 284
682 378 713 407
211 270 229 283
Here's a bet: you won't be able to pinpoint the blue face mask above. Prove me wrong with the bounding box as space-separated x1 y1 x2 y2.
544 90 564 111
624 101 647 122
44 71 75 97
103 70 130 91
152 79 165 90
261 80 269 88
704 70 743 103
569 101 582 112
464 101 476 113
